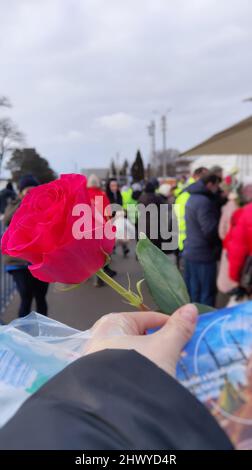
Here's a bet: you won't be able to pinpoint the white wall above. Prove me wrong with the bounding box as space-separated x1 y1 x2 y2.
190 155 252 181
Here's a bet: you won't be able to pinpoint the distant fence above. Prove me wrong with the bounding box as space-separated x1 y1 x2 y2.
0 219 16 319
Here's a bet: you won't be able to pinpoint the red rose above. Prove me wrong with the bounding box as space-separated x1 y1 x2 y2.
225 175 232 185
1 174 115 283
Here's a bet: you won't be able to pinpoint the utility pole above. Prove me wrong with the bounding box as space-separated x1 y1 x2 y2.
147 120 156 172
161 114 167 177
116 151 120 181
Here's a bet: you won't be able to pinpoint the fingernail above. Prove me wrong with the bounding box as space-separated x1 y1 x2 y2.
180 304 198 323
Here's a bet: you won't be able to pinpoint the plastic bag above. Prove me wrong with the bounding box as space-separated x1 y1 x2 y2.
0 312 91 427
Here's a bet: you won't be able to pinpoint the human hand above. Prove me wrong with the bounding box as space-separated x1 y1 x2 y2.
85 304 198 377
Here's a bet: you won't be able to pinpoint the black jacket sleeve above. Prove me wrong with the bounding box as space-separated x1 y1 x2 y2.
0 350 233 450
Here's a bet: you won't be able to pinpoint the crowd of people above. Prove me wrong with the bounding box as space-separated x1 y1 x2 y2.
175 166 252 307
89 166 252 310
1 165 252 317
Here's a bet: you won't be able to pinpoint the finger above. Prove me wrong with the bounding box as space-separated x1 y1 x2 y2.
155 303 198 366
91 311 169 338
127 310 169 335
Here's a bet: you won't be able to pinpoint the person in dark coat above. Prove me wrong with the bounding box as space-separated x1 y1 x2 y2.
183 173 222 306
209 165 227 213
106 178 123 207
105 178 124 276
0 181 16 214
138 181 176 253
3 175 49 317
0 305 232 450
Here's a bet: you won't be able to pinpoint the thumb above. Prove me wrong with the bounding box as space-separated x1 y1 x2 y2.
155 304 198 376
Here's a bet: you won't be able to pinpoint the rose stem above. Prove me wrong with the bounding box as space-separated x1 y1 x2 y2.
96 268 149 311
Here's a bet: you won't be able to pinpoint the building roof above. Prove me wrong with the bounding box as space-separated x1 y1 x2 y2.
181 115 252 157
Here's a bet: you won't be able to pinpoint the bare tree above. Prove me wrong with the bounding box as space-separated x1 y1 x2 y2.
0 96 12 108
0 96 24 173
0 118 24 173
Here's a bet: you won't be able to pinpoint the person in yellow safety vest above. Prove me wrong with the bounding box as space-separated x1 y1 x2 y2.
175 167 208 251
186 175 196 186
173 176 187 198
122 183 142 225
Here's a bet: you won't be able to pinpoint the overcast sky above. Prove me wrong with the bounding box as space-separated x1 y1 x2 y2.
1 0 252 175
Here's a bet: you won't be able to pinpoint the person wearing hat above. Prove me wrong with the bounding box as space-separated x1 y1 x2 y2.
158 183 172 201
3 175 49 318
0 181 16 215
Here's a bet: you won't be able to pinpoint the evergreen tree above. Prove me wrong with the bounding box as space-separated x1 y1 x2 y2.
131 150 145 181
120 159 129 176
110 159 117 177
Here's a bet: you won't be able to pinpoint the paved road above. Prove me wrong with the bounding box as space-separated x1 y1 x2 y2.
3 242 155 330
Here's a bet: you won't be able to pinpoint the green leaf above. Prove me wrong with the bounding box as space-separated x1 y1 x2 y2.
194 303 216 314
136 237 190 314
136 279 144 303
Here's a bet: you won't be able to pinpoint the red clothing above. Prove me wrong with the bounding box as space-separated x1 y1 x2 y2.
87 187 111 218
225 203 252 282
